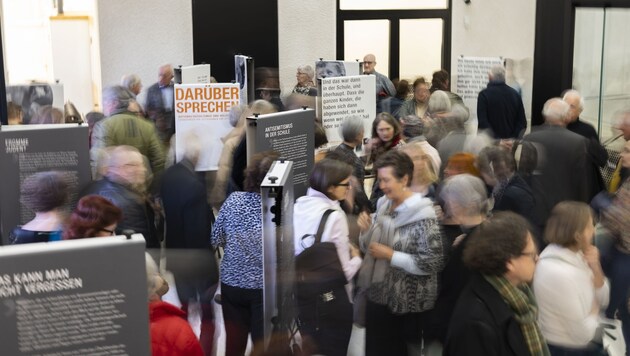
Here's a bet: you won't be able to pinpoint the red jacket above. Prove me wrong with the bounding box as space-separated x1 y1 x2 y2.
150 301 204 356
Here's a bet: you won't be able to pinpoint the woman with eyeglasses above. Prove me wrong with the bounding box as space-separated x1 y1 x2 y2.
357 150 445 356
63 195 122 239
292 64 316 96
534 202 609 355
293 158 362 356
444 211 547 356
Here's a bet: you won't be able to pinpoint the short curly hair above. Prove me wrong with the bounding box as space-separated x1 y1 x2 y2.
373 150 414 187
463 211 533 276
20 171 70 213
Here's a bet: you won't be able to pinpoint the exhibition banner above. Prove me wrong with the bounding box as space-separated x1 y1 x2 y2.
0 124 91 245
455 56 504 122
320 75 376 144
315 60 361 80
174 83 238 171
246 108 315 198
180 64 212 84
0 235 150 355
235 55 254 105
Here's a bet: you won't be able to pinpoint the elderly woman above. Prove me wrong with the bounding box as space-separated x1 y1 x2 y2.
10 171 70 244
293 158 362 356
601 139 630 350
477 145 535 223
444 211 548 356
428 174 490 346
64 195 123 239
333 115 366 185
534 202 608 355
293 64 316 96
357 150 445 356
211 151 279 356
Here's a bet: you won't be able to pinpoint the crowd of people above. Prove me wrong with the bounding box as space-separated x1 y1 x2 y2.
5 58 630 356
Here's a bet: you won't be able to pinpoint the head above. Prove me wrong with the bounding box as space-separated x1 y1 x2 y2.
440 174 490 220
412 78 430 103
314 123 328 149
463 211 537 285
374 150 414 201
158 64 174 87
477 146 516 187
8 101 23 125
427 90 451 115
228 104 247 128
431 70 450 92
121 74 142 95
613 109 630 141
544 201 595 252
488 65 506 83
309 158 353 201
106 145 148 190
296 65 315 85
102 85 135 117
363 54 377 74
244 151 281 192
400 115 424 140
249 99 278 115
444 152 480 178
395 79 410 100
30 105 64 124
371 112 401 143
400 143 438 186
622 140 630 168
21 171 70 213
542 97 569 126
180 131 203 166
562 89 584 124
441 104 469 132
63 195 123 239
340 116 365 145
316 61 346 79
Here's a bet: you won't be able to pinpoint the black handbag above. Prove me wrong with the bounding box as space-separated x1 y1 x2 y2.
295 209 347 299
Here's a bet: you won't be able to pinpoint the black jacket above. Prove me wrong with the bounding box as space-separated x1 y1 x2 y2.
160 159 213 249
477 82 527 139
494 174 535 225
444 273 530 356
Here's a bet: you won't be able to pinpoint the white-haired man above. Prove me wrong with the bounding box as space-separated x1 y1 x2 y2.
363 54 395 113
523 98 591 236
145 64 175 142
477 65 527 139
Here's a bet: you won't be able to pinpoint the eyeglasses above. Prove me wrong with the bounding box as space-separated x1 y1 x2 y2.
519 251 538 261
334 182 351 188
100 228 116 236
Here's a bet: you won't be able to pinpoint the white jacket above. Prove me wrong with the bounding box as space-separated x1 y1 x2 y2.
533 244 610 348
293 188 362 299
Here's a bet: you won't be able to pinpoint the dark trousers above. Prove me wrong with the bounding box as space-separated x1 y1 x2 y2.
297 287 353 356
221 283 264 356
604 247 630 353
365 300 427 356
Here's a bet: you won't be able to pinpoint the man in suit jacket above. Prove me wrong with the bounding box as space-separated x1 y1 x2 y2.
523 98 591 236
160 134 218 355
145 64 175 142
477 66 527 139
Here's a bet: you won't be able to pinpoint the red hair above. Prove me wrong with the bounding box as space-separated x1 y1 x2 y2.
64 195 123 239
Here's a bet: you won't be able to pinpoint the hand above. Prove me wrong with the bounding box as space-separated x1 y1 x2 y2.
349 243 361 258
499 139 514 151
583 245 601 269
357 211 372 232
369 242 394 261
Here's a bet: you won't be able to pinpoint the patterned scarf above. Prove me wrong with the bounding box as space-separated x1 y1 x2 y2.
484 275 550 356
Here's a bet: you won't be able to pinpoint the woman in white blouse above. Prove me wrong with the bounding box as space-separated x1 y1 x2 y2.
533 201 609 355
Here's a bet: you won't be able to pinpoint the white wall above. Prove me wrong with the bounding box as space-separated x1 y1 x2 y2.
451 0 537 123
277 0 336 96
96 0 193 106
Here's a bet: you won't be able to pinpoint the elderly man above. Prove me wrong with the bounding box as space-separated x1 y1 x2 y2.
399 78 430 119
363 54 395 113
91 86 165 182
523 98 591 237
477 65 527 139
145 64 175 142
82 145 158 247
121 74 142 96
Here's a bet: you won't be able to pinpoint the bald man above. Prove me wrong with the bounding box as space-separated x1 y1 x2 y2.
363 54 395 113
145 64 175 142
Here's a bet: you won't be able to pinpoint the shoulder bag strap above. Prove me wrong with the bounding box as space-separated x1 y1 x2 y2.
314 209 336 244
